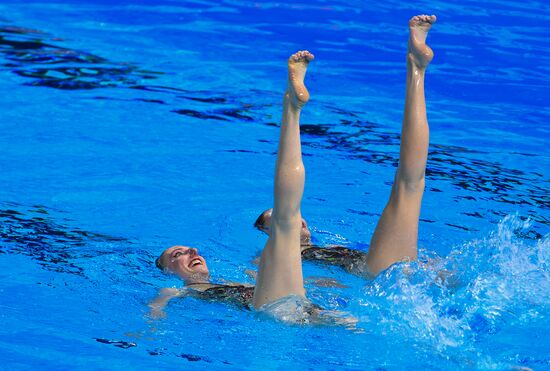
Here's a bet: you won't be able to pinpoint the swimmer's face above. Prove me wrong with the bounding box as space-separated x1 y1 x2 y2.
158 245 209 283
255 208 312 245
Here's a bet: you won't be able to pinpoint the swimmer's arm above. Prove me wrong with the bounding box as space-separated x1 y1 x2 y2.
148 288 184 319
312 308 359 330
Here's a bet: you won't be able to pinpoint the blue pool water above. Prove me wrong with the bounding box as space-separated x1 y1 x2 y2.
0 0 548 369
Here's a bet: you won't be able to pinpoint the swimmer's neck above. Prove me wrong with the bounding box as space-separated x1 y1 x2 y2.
183 274 211 286
183 281 214 292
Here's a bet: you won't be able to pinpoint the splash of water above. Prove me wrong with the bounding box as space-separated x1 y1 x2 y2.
358 214 548 366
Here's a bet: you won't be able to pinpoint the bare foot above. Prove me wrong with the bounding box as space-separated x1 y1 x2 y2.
408 14 436 70
286 50 314 110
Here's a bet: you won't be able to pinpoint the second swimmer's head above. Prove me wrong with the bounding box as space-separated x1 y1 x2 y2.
254 208 312 245
155 245 210 284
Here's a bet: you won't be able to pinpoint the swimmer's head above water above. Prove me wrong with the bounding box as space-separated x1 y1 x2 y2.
254 208 312 245
155 245 210 284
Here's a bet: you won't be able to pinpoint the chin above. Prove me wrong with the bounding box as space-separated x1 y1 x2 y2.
192 268 209 277
181 272 208 283
197 269 209 276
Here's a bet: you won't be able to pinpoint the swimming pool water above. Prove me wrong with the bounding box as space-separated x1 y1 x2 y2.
0 0 548 369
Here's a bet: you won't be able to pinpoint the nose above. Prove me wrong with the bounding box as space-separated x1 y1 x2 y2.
189 248 198 256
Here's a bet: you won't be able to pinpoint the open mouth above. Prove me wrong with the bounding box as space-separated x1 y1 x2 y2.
188 258 203 268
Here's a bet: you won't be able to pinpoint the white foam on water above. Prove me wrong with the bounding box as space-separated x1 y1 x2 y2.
357 213 549 367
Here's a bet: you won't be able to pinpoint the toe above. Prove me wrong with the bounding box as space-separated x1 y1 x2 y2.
290 50 314 63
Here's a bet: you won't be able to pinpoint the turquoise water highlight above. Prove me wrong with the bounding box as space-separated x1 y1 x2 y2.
0 0 548 369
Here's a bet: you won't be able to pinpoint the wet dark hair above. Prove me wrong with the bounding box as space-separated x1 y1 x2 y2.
254 210 269 230
155 256 165 271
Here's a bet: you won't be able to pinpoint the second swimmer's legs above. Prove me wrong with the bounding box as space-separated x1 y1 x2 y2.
253 51 314 309
366 15 436 276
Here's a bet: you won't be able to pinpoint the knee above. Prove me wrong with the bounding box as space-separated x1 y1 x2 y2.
392 177 425 197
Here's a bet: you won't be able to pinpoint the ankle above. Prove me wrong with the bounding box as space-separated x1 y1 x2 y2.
284 93 305 112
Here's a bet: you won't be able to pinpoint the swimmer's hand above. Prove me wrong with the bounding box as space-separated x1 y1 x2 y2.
148 308 167 320
147 288 182 319
318 310 361 332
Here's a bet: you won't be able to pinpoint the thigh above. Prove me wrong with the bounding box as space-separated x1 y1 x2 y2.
366 181 424 276
252 221 305 309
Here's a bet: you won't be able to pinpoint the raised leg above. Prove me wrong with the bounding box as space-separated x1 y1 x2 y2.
253 51 314 309
365 15 436 276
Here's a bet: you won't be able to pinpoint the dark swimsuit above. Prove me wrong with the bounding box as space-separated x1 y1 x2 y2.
189 284 322 313
301 245 366 270
184 246 363 311
190 284 255 310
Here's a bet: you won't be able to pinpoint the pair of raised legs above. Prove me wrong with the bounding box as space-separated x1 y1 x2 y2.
253 15 436 309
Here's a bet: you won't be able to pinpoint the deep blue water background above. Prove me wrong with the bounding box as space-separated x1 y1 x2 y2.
0 0 548 369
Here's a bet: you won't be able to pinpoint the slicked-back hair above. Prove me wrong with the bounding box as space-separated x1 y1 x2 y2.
155 256 165 271
254 211 268 230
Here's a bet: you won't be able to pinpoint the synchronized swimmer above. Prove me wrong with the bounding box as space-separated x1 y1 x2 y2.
150 14 437 318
